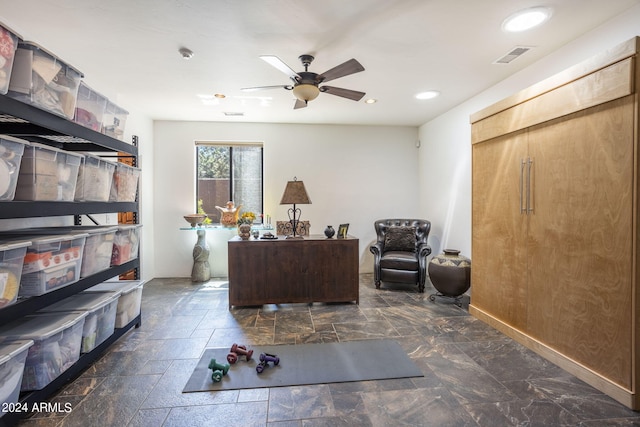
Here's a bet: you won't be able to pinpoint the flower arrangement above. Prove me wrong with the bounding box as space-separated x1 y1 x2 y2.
237 211 256 225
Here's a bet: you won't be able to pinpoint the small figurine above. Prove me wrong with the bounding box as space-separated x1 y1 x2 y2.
215 201 241 227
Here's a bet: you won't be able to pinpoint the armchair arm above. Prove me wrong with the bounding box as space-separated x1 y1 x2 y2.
370 242 384 283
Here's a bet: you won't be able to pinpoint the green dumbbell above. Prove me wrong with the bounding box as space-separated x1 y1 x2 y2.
208 358 230 382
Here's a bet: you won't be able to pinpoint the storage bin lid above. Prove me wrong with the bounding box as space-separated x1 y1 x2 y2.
8 226 117 236
26 142 85 160
0 339 33 365
117 224 142 231
39 291 120 314
0 311 87 341
0 233 89 247
0 134 30 148
0 20 24 41
0 239 31 252
16 41 84 77
86 279 146 296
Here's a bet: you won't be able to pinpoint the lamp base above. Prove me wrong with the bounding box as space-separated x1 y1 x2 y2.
285 235 304 240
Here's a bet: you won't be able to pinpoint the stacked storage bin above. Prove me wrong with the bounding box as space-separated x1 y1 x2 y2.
14 233 88 297
0 240 30 309
73 82 107 131
0 22 21 95
0 312 87 391
85 280 145 327
39 291 121 353
0 135 29 201
110 162 140 202
111 225 142 266
102 100 128 140
7 41 83 119
0 340 33 416
74 153 115 202
14 143 83 201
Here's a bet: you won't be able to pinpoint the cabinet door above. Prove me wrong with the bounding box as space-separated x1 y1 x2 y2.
471 131 529 329
526 96 634 388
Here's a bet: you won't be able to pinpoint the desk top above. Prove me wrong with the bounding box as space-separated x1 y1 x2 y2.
229 234 357 242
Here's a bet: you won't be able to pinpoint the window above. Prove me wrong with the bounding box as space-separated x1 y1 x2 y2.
196 142 263 224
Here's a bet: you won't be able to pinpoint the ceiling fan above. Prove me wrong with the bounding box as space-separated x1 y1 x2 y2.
241 54 366 109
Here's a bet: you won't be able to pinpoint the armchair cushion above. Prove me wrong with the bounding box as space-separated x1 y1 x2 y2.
383 226 417 252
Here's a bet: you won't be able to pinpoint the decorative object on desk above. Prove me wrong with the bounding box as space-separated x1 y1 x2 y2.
337 223 349 238
280 177 311 239
324 225 335 238
428 249 470 307
252 229 260 239
276 220 310 237
260 232 277 240
191 229 211 282
184 214 207 228
237 211 256 240
216 201 241 227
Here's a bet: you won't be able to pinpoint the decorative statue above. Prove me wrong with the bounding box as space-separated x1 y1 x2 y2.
191 229 211 282
215 201 241 227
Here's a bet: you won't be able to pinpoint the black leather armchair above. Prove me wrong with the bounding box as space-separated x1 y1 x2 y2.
369 219 432 292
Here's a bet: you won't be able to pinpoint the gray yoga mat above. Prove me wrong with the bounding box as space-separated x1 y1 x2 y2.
183 339 423 392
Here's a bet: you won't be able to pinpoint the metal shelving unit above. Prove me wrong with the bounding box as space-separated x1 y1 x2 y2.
0 93 142 427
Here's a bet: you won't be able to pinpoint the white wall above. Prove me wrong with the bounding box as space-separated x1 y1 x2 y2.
418 3 640 261
153 121 419 278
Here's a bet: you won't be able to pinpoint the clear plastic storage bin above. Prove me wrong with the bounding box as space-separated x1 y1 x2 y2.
110 162 139 202
74 153 115 202
14 143 83 201
39 292 120 353
73 82 107 131
7 41 83 119
0 135 29 201
102 100 128 140
86 280 145 327
0 311 87 391
0 23 21 95
17 233 88 296
111 225 141 266
0 340 33 415
0 239 30 309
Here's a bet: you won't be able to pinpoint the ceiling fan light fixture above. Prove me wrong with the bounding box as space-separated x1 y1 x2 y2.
502 7 552 32
292 84 320 102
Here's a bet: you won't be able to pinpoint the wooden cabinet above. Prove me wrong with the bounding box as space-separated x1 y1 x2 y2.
228 235 359 307
470 37 639 409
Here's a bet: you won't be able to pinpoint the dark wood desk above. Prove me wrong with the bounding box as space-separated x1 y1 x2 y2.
228 235 359 308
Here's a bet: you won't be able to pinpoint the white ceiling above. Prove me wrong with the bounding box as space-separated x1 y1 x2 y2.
1 0 639 126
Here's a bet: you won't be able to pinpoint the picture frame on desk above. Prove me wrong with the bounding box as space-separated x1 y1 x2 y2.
337 223 349 238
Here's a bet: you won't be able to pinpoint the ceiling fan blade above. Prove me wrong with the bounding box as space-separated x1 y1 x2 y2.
293 99 307 109
321 86 366 101
241 85 292 92
260 55 300 80
319 59 365 83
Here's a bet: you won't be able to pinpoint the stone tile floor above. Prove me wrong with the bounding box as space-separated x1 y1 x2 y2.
14 274 640 427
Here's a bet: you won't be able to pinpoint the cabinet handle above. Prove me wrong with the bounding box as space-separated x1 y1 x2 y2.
520 159 526 214
526 158 534 214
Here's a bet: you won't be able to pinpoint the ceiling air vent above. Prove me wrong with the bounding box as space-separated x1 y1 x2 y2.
223 112 244 116
493 46 533 64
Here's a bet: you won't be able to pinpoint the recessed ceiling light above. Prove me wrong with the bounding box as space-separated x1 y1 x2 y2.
502 7 551 32
415 91 440 100
364 98 377 104
214 93 226 99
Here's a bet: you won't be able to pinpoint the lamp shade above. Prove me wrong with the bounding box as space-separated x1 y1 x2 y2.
280 179 312 205
292 84 320 102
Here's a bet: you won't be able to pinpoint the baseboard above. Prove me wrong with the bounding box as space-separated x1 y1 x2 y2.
469 304 637 410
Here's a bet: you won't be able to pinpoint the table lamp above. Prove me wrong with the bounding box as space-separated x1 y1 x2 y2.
280 177 311 239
